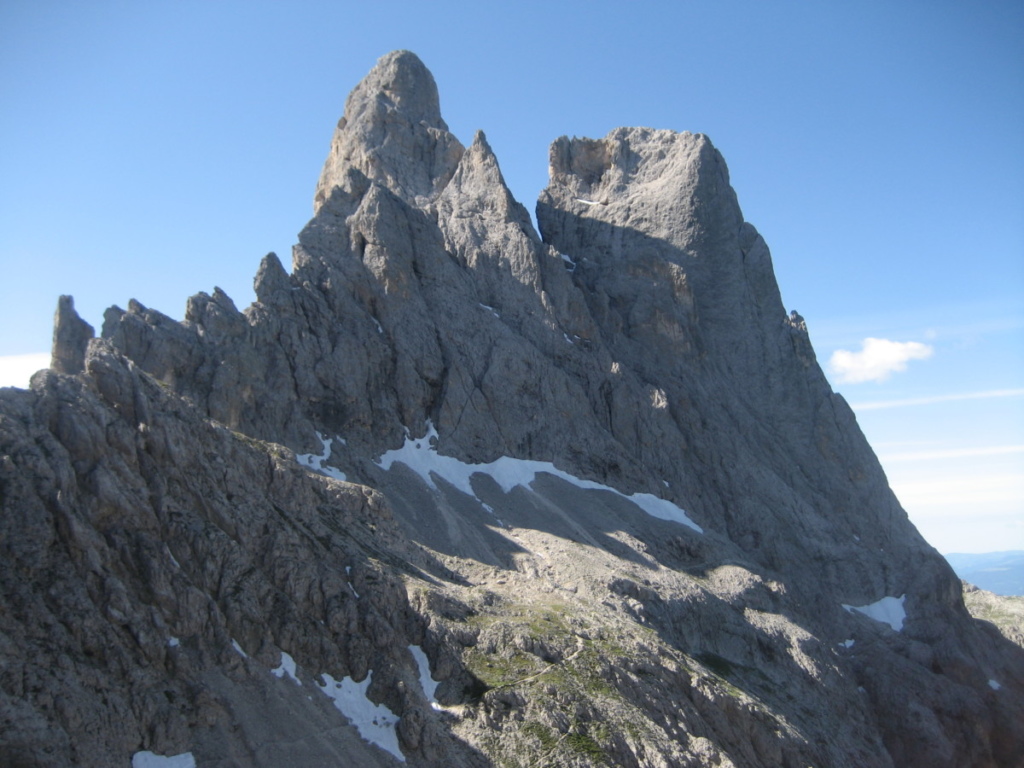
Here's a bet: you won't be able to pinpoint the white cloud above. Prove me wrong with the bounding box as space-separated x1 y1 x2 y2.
0 353 49 389
828 337 933 384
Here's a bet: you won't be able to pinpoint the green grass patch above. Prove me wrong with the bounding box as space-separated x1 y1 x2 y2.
521 721 558 751
464 648 543 689
566 732 605 761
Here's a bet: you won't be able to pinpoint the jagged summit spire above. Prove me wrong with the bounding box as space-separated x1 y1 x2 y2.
354 50 445 127
313 50 464 213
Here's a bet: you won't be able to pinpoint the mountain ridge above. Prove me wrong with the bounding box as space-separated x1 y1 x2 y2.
2 50 1021 767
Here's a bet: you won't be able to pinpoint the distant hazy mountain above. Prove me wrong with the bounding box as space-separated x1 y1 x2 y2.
945 551 1024 596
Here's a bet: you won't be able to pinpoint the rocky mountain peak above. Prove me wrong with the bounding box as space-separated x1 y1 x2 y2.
3 51 1022 768
361 49 444 123
314 50 465 213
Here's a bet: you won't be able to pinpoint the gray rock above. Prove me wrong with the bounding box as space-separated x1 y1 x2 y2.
1 342 484 767
4 51 1022 768
314 50 464 213
962 582 1024 648
51 295 94 374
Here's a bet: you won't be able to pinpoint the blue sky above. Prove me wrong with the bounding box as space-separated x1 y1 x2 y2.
1 0 1021 553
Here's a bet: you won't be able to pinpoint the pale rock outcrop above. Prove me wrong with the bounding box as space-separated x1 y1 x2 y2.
962 583 1024 649
314 49 464 213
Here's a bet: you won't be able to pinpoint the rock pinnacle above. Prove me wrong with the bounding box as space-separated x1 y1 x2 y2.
314 50 465 212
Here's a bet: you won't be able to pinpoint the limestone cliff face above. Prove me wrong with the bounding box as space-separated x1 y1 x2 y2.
3 50 1022 767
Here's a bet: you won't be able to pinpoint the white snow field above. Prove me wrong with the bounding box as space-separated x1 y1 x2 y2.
296 432 347 481
409 644 442 709
842 594 907 631
271 651 301 685
377 422 701 532
317 671 404 761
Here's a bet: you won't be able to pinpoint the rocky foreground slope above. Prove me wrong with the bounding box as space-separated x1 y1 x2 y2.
2 50 1022 768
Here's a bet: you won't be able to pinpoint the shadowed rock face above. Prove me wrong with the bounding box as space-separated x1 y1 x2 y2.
7 50 1023 767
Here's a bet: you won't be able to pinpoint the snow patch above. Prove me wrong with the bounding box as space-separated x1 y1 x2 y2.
842 594 907 632
167 637 179 648
132 752 196 768
297 432 347 481
840 639 855 648
626 493 701 531
166 547 181 569
376 422 701 532
988 679 1001 690
318 671 404 761
559 253 576 271
480 502 506 527
478 303 500 318
345 565 359 597
272 651 301 685
231 639 248 658
575 198 600 206
409 645 442 710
